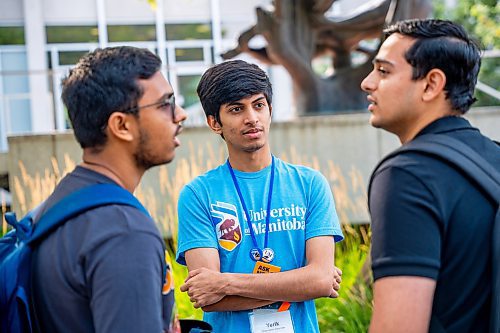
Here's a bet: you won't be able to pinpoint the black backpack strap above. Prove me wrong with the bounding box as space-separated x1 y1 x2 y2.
28 183 150 245
369 134 500 333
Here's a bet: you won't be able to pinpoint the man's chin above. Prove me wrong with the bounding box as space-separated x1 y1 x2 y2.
243 144 265 153
369 116 382 129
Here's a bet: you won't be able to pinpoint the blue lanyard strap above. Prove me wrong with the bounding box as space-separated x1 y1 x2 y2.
227 156 275 251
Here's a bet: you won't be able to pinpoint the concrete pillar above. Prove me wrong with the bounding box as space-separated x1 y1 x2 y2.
210 0 222 64
96 0 108 48
23 0 53 133
155 0 168 77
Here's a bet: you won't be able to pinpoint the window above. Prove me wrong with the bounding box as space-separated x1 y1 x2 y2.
165 23 211 40
58 51 89 66
175 48 204 62
107 25 156 42
46 26 98 43
0 27 25 45
178 75 201 108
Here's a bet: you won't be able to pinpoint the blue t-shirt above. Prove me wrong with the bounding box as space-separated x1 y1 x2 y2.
176 157 343 333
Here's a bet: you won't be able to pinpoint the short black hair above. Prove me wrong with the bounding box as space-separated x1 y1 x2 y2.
196 60 272 123
384 19 481 114
61 46 162 148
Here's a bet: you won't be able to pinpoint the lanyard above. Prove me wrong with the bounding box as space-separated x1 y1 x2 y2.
227 155 275 257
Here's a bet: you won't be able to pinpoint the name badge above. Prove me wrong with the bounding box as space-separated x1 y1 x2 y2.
249 310 294 333
252 261 281 274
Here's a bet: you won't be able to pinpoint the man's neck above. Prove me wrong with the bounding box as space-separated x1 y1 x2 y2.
81 149 143 192
227 146 272 172
398 105 459 144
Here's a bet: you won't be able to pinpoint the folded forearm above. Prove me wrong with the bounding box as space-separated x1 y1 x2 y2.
202 296 275 312
224 265 333 302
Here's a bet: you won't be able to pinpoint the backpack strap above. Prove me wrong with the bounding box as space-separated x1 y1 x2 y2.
28 183 150 245
369 134 500 205
369 133 500 333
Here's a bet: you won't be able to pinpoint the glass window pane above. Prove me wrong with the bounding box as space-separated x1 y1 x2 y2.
107 25 156 42
46 26 98 43
0 27 25 45
175 48 204 62
165 23 211 40
178 75 201 108
58 51 88 66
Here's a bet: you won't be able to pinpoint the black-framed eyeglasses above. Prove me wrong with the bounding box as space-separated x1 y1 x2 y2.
123 94 176 121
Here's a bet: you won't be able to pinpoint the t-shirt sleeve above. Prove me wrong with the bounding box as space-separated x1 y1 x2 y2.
370 166 441 281
86 227 166 333
176 184 219 265
305 171 343 242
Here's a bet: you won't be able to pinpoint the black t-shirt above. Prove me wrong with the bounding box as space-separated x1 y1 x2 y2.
32 166 174 333
370 116 500 333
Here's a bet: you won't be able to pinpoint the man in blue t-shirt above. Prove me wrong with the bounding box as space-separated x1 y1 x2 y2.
176 60 344 332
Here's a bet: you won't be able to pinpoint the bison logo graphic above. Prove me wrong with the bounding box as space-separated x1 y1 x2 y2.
211 202 242 251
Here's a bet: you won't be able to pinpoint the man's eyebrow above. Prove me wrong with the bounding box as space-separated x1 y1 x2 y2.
226 101 244 107
156 92 174 103
252 96 266 103
372 58 394 67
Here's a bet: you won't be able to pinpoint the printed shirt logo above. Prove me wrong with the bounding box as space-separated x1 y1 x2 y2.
211 201 242 251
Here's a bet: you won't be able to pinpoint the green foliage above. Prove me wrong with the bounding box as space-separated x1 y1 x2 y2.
433 0 499 106
172 260 204 320
316 224 372 333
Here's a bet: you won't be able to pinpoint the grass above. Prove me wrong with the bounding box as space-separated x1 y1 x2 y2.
3 145 373 330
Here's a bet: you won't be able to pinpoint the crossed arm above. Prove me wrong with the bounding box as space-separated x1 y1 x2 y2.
180 236 341 312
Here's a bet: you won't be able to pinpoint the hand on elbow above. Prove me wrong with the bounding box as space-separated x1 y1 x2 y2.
180 267 227 308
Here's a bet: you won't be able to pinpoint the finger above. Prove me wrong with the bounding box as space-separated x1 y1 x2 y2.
187 269 201 280
335 266 342 276
180 283 189 292
332 281 340 291
329 289 339 298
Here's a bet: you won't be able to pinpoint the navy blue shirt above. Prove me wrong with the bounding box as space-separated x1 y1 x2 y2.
370 116 500 333
32 167 174 333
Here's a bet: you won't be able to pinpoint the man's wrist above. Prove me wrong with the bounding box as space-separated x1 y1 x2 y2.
222 272 238 296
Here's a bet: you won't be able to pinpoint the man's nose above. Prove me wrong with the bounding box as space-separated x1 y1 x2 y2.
245 109 259 124
361 71 376 92
174 104 188 123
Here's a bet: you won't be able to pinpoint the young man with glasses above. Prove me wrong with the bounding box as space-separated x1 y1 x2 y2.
31 46 186 333
176 60 343 333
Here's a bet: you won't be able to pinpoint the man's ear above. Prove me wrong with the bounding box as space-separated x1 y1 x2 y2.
269 104 273 122
422 69 446 102
206 115 223 134
107 112 135 142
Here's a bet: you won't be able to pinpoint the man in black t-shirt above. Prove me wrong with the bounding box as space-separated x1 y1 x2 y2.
361 19 499 333
32 47 187 333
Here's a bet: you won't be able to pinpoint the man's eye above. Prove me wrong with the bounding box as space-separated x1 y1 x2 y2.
229 107 242 112
377 66 388 75
158 101 171 110
255 102 265 108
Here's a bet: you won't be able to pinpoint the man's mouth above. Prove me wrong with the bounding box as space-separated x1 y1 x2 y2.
243 128 262 135
367 96 377 111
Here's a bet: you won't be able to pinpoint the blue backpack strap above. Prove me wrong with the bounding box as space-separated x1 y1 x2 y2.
28 183 150 245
